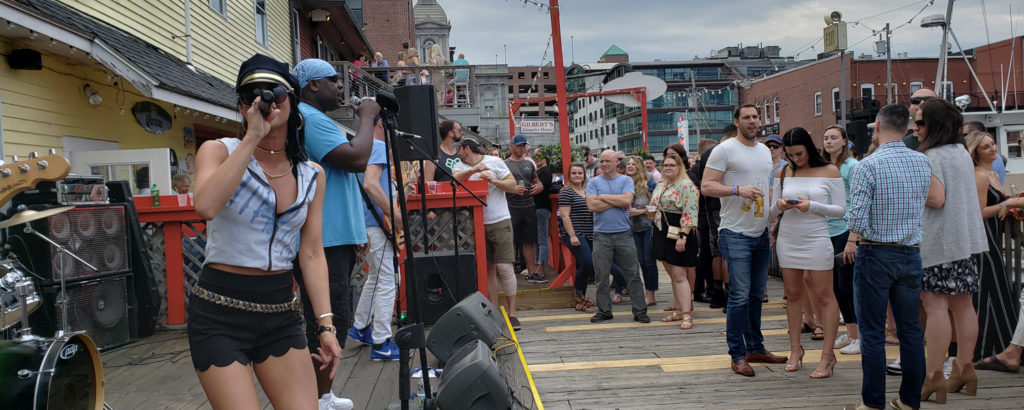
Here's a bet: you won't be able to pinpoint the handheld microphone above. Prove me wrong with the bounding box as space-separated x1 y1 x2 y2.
349 90 401 113
258 89 274 117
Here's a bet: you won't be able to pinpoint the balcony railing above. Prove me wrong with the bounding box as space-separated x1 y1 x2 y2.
838 91 1024 121
359 64 479 109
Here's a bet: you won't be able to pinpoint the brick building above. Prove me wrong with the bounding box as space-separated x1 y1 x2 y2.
362 0 416 64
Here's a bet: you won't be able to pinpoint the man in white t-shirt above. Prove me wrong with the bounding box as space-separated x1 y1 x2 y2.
701 104 787 377
452 138 522 330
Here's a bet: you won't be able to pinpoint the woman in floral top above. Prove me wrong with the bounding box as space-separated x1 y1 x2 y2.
651 154 700 329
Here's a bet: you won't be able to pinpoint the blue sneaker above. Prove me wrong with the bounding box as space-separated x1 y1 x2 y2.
370 340 407 361
347 326 372 346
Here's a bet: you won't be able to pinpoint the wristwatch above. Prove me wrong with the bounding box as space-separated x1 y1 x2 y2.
317 324 337 335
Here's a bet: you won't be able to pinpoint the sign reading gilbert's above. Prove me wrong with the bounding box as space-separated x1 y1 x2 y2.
519 119 555 134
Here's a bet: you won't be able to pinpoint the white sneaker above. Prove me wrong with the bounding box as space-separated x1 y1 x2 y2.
840 338 861 355
519 268 529 277
839 313 845 325
319 392 354 410
834 333 852 349
942 356 955 379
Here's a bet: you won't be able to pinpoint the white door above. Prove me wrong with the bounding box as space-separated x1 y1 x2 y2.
69 148 172 196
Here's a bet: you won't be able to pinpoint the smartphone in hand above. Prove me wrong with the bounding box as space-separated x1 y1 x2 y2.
786 199 800 205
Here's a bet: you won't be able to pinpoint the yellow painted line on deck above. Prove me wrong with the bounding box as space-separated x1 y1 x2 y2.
529 345 900 373
544 314 790 333
518 302 785 323
502 307 545 410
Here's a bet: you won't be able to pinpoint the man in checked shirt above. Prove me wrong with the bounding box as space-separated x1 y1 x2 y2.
844 104 931 410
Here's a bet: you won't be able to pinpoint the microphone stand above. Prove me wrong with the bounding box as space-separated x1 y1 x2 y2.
380 95 483 410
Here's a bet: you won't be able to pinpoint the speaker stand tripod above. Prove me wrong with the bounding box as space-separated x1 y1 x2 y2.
22 223 100 337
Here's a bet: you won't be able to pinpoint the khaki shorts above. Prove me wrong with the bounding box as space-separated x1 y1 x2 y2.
484 219 515 264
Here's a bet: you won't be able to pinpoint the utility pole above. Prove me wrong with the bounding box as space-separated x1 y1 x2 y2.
885 23 893 104
935 0 955 97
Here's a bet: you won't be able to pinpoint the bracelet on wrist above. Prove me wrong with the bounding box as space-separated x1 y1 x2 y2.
732 185 738 196
317 324 337 335
318 312 334 320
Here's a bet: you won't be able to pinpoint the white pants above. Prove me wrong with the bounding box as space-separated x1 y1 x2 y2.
352 226 398 344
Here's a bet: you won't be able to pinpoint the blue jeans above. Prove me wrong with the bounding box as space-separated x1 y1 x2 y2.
564 234 627 295
633 229 657 291
718 228 771 361
853 244 925 409
536 208 551 266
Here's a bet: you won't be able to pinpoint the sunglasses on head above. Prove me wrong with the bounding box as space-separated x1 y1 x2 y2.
910 96 934 105
238 84 289 106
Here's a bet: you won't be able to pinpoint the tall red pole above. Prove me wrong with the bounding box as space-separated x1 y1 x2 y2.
549 0 572 176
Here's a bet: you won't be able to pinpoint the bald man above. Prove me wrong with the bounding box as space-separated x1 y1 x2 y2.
902 88 938 150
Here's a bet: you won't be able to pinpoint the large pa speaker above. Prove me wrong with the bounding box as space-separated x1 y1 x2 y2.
426 291 504 363
847 120 870 156
107 180 161 339
393 85 439 161
409 253 477 325
7 205 131 285
30 274 132 350
435 339 513 410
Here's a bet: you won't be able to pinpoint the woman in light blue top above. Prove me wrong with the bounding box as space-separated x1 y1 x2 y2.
822 125 861 355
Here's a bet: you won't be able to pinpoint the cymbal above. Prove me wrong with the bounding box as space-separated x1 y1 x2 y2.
0 206 75 229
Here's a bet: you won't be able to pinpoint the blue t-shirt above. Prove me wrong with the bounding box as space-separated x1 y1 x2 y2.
359 139 392 228
827 157 859 237
586 174 634 234
993 154 1006 185
299 102 367 246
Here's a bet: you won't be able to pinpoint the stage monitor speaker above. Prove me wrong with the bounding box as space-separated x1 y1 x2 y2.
410 253 477 326
847 120 870 156
30 274 132 350
6 205 131 285
435 339 513 410
393 85 439 161
426 291 503 363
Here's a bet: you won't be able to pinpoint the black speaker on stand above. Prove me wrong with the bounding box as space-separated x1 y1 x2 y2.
847 120 870 156
412 253 477 325
107 181 161 339
394 85 440 161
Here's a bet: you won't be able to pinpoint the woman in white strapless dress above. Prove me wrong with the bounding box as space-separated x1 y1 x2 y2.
770 127 846 379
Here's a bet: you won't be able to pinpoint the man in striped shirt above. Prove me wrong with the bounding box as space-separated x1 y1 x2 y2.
844 104 930 410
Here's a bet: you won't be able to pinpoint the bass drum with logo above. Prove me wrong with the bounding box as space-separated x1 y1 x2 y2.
0 333 104 409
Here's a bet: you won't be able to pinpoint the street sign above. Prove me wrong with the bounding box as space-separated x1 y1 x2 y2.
823 22 848 53
519 119 555 134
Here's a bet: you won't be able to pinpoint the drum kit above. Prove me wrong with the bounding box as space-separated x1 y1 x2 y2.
0 152 109 410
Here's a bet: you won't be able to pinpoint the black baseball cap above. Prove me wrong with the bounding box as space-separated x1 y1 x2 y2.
459 137 484 153
236 54 299 92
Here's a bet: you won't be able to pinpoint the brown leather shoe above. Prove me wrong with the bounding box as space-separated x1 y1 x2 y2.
746 350 787 364
731 359 755 377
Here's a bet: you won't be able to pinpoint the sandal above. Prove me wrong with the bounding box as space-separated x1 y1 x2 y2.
786 345 804 372
662 312 683 322
809 353 836 379
975 355 1020 373
679 313 693 330
811 325 825 340
663 305 679 311
611 293 624 304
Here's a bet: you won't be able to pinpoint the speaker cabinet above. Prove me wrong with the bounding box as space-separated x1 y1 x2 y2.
408 253 477 325
435 339 513 410
847 120 870 156
394 85 439 161
32 274 132 350
8 206 131 285
426 291 503 363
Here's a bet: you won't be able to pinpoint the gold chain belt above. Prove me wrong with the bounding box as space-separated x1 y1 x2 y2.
191 284 300 313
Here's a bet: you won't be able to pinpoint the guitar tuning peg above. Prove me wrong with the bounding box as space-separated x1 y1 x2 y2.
18 164 29 173
11 155 18 162
49 148 57 155
28 152 37 159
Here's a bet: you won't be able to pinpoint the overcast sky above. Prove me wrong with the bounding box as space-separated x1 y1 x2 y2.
437 0 1024 66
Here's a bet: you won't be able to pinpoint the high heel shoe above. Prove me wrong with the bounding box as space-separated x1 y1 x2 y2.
921 371 947 404
947 361 978 396
810 353 836 379
786 345 804 372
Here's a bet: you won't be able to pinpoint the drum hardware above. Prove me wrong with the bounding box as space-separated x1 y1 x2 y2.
1 259 41 332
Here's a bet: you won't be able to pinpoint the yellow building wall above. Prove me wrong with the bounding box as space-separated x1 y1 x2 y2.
58 0 294 84
0 38 236 176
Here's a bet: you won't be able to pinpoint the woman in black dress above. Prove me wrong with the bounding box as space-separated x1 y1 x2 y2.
966 131 1022 363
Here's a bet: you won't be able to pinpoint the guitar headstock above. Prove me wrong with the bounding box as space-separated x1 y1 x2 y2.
0 151 71 206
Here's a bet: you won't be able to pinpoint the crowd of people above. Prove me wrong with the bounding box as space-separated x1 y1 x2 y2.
184 52 1024 410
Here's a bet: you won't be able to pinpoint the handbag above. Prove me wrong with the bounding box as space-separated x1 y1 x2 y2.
666 225 681 240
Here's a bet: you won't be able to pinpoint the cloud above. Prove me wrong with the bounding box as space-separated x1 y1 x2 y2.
437 0 1024 66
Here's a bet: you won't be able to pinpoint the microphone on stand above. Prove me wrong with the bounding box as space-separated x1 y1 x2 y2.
349 89 401 113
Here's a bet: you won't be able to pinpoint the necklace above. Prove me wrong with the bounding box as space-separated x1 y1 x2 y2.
260 161 294 179
256 145 286 154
